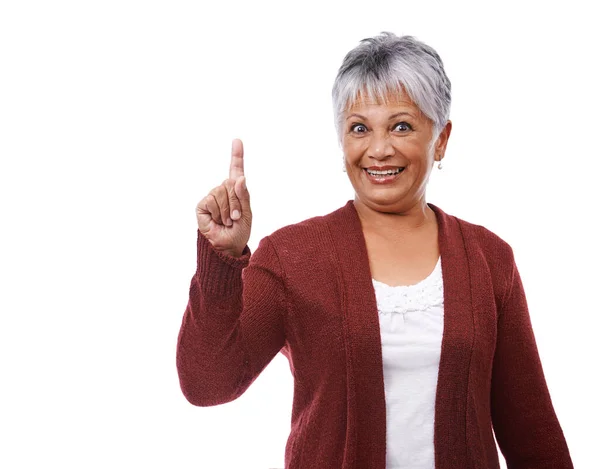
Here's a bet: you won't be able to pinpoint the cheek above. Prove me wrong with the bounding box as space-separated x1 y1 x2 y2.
404 140 433 162
342 140 364 161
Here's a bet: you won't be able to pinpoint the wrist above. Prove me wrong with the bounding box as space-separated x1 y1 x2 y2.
217 245 248 259
222 249 245 258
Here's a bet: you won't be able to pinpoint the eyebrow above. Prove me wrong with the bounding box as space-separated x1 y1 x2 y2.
346 112 414 121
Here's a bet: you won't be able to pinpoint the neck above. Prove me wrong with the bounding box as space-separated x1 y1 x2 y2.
353 196 435 236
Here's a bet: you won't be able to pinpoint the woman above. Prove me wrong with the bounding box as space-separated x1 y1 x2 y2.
176 33 573 469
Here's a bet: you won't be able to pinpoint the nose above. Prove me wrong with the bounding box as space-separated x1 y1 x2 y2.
367 133 394 160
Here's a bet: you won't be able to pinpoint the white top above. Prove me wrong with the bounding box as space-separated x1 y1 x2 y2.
372 257 444 469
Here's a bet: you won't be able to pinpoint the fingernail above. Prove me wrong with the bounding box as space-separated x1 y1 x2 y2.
232 210 240 220
226 218 232 226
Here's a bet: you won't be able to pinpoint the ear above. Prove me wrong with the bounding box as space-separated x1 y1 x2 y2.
434 120 452 161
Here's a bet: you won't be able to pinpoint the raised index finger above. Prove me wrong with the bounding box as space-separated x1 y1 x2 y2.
229 138 244 180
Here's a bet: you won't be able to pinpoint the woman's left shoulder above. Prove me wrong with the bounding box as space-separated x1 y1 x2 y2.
444 209 516 265
461 217 511 246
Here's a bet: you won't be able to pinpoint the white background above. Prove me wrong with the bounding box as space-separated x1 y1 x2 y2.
1 1 598 468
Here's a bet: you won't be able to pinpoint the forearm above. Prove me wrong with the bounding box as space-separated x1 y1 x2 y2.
176 232 252 407
491 259 573 468
176 231 287 407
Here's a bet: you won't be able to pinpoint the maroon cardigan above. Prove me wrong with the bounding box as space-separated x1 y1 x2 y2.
176 201 573 469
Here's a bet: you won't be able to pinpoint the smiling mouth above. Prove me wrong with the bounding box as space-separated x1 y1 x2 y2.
364 167 405 176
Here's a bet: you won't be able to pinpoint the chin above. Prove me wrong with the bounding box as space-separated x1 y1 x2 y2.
359 192 406 209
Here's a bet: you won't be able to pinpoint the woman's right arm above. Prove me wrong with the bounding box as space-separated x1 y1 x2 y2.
176 139 287 406
176 231 287 407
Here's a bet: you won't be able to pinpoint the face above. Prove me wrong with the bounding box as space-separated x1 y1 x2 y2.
342 90 451 214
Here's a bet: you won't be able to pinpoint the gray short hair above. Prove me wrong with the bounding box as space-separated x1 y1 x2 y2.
332 33 451 143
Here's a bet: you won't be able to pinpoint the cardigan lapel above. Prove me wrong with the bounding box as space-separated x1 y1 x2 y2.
326 200 387 469
326 201 474 469
429 203 473 469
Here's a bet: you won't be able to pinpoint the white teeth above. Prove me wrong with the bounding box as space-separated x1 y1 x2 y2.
366 168 403 176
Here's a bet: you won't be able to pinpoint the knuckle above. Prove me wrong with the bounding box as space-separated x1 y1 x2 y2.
210 188 227 206
207 196 221 216
198 196 209 210
208 187 221 200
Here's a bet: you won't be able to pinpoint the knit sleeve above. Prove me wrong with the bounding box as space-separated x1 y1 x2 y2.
176 231 287 407
490 253 573 468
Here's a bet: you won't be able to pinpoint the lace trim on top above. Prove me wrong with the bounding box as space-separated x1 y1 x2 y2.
372 257 444 314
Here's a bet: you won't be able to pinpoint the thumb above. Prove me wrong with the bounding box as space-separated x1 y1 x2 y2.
234 176 250 213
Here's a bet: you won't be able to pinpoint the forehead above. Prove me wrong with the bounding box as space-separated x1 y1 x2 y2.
345 88 421 115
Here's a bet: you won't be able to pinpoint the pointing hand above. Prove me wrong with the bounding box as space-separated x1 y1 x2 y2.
196 139 252 258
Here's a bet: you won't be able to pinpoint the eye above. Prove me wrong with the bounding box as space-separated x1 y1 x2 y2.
393 122 412 132
350 123 368 133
